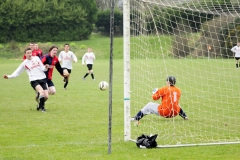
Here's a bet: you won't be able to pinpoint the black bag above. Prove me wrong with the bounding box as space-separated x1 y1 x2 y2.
136 134 158 148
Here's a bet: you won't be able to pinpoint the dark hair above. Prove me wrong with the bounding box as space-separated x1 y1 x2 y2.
166 76 176 86
48 45 58 52
24 47 32 53
64 44 69 46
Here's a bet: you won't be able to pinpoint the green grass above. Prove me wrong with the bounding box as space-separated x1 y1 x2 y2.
0 58 240 160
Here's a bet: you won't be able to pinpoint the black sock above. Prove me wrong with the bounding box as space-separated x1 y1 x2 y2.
84 73 89 78
64 81 68 88
236 64 238 68
179 108 187 117
39 96 45 109
135 111 144 121
91 73 94 79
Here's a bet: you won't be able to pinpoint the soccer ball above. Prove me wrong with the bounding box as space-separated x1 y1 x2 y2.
99 81 108 90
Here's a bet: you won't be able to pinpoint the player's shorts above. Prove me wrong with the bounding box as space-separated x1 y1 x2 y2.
62 68 71 74
30 79 47 90
46 80 54 87
158 106 180 118
87 64 93 70
235 57 240 60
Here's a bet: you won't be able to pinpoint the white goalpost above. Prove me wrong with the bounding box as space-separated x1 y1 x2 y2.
124 0 240 147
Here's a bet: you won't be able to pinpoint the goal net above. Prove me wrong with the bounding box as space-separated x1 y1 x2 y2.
123 0 240 147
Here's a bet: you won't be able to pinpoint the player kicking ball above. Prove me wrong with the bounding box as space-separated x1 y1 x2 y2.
131 76 188 126
3 48 49 112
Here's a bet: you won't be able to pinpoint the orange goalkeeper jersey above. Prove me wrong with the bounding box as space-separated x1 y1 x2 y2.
152 86 181 118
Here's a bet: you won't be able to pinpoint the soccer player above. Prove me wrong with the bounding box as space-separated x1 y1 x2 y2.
58 44 78 90
22 42 35 60
33 43 43 58
41 45 68 95
131 76 188 125
82 47 96 80
3 48 49 112
231 42 240 69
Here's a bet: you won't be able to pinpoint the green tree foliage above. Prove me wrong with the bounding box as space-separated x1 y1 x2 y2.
0 0 98 42
95 9 123 35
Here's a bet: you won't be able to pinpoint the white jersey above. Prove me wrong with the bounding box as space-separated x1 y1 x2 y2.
231 46 240 57
82 52 95 65
58 50 77 69
7 56 47 81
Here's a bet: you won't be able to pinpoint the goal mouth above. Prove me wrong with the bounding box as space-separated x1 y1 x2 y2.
124 0 240 147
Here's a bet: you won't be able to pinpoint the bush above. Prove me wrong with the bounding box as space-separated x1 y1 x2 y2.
80 45 86 49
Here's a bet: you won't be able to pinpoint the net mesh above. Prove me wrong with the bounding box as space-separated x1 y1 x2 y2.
129 0 240 146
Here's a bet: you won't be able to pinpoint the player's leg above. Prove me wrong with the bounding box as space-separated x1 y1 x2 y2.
90 69 95 80
31 80 46 112
64 69 71 89
132 102 159 121
235 58 239 69
83 64 91 79
47 80 56 95
89 64 95 80
62 68 67 82
37 79 49 112
179 105 188 120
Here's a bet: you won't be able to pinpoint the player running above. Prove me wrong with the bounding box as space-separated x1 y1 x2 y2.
41 45 68 95
58 44 77 90
3 48 49 112
82 47 96 80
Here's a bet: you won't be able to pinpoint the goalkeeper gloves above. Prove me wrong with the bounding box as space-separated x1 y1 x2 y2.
152 88 158 94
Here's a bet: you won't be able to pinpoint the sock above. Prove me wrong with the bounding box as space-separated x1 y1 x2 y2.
179 108 187 117
135 111 144 121
64 81 68 88
84 73 89 78
91 73 94 79
236 64 238 68
39 96 45 109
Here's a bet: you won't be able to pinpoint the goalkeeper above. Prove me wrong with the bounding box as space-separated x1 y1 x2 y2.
132 76 188 124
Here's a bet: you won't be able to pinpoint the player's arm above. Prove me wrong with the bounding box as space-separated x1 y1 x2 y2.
72 53 78 63
37 57 48 71
58 52 62 62
82 54 86 65
55 61 65 76
152 87 165 100
92 53 96 60
231 46 236 52
4 63 25 79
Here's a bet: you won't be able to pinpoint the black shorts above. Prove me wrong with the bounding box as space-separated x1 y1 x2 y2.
87 64 93 70
30 79 47 90
235 57 240 60
46 80 54 87
62 68 71 74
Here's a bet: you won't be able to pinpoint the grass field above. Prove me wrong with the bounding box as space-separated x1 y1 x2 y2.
0 58 240 160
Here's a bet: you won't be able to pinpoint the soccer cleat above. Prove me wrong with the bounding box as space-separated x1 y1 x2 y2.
131 117 140 126
36 104 40 111
82 77 86 80
41 107 46 112
179 114 188 120
64 88 67 90
92 79 95 81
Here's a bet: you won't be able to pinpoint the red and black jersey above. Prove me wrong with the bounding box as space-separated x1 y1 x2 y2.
33 49 43 58
22 49 43 60
41 54 63 80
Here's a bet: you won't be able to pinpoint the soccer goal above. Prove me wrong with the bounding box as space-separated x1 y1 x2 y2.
123 0 240 147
